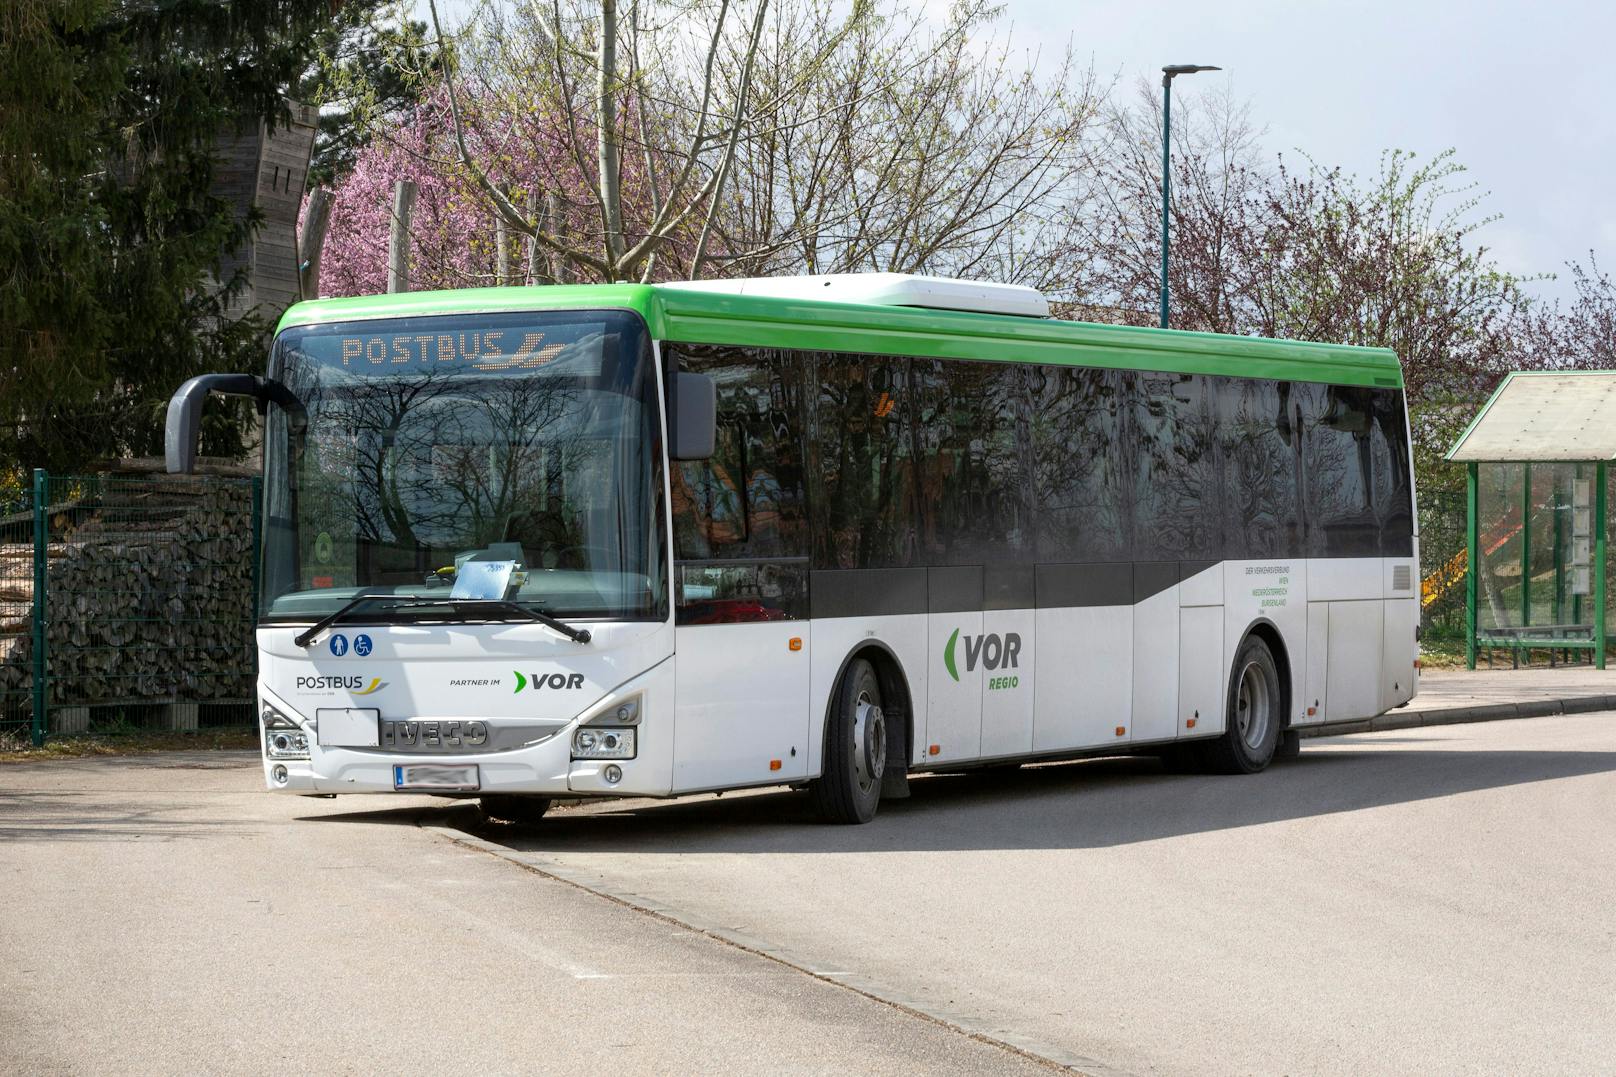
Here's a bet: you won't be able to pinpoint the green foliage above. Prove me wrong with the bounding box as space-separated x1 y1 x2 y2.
0 0 334 478
300 2 432 187
1260 151 1535 627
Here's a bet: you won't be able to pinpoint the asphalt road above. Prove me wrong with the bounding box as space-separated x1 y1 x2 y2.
4 712 1614 1075
0 756 1053 1076
451 713 1616 1076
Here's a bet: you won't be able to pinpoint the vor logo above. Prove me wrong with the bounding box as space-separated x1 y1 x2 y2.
513 670 587 693
943 628 1022 682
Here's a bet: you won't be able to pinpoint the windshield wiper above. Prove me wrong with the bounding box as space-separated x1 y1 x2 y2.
293 593 394 648
445 599 593 644
293 594 591 647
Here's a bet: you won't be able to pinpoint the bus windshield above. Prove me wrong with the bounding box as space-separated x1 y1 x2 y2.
259 309 666 623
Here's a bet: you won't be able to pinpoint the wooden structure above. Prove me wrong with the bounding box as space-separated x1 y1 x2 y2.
211 101 319 321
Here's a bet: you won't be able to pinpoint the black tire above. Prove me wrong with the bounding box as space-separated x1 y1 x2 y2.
809 658 886 824
478 795 553 825
1203 635 1283 774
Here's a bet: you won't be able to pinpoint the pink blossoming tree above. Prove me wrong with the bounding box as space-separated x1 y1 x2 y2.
307 88 689 297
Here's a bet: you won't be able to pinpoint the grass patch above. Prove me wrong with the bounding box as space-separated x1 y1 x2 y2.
0 727 257 762
1420 635 1469 671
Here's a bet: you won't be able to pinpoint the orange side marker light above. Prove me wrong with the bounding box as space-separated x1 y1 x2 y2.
769 759 782 771
1307 706 1317 716
789 637 802 651
1186 717 1197 729
1115 726 1126 737
928 744 941 756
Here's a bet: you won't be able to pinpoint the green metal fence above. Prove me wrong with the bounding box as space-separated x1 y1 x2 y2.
1420 487 1468 639
0 471 259 747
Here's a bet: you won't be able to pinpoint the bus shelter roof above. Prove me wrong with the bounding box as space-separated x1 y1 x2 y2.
1447 370 1616 462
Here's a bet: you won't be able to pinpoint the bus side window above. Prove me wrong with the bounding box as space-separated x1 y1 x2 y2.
667 344 809 563
1370 389 1415 556
1299 383 1378 558
1218 376 1301 560
808 353 917 570
911 358 1031 565
1032 365 1128 563
1132 371 1225 561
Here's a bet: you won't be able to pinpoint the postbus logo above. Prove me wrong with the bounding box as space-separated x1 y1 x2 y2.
943 628 1022 689
294 675 386 694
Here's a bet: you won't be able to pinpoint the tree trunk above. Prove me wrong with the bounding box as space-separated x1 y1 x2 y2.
524 189 545 285
495 212 510 286
388 179 417 294
597 0 624 276
298 187 331 300
546 191 571 284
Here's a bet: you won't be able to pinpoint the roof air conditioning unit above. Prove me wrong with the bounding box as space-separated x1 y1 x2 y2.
662 273 1050 318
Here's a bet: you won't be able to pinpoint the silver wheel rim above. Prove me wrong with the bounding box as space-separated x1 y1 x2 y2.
851 690 886 794
1235 660 1273 751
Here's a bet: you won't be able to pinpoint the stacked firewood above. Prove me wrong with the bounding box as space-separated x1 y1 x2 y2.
0 479 256 708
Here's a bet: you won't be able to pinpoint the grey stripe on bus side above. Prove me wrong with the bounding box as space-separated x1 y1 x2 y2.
1178 558 1218 582
1132 561 1178 604
1035 563 1133 607
926 566 983 613
811 568 928 619
809 561 1209 619
984 564 1035 610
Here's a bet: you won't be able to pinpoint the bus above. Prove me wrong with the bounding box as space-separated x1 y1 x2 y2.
164 273 1419 824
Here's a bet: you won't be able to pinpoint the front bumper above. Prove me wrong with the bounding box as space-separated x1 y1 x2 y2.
260 661 673 798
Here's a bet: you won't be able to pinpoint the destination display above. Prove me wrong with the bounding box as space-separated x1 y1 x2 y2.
333 325 602 372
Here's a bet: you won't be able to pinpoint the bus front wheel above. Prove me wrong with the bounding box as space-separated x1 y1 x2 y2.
1205 635 1283 774
809 658 886 824
479 795 553 825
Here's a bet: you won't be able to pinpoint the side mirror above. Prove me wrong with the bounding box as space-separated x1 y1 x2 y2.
669 371 716 461
165 374 305 473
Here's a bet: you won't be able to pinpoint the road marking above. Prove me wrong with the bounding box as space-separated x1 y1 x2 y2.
422 813 1134 1077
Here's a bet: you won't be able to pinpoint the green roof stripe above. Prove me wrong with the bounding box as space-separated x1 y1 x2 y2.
277 283 1403 388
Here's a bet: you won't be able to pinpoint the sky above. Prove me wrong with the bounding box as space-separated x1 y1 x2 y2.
1005 0 1614 304
422 0 1611 304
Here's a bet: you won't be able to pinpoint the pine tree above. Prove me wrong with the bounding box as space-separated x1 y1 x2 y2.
0 0 339 476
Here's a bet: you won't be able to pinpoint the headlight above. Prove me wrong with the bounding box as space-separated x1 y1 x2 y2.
262 703 310 760
572 727 635 759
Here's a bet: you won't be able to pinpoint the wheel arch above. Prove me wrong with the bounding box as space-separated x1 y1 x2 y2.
821 640 914 777
1239 617 1294 728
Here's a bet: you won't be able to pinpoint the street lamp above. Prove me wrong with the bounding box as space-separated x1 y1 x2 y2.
1159 63 1221 330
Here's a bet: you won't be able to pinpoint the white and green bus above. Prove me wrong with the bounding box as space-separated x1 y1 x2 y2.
166 273 1418 824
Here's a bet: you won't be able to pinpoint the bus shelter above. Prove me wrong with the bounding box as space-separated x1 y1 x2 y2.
1446 371 1616 669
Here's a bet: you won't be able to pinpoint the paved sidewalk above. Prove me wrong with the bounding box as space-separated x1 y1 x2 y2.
1312 665 1616 736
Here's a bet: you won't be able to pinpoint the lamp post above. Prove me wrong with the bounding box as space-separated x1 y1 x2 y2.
1159 63 1220 330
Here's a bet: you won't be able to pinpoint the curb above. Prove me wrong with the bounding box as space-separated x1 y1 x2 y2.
424 818 1131 1077
1299 694 1616 738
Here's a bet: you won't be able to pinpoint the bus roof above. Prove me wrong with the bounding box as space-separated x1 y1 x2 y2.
275 282 1404 389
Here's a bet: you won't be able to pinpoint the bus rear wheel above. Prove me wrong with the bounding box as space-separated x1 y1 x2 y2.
478 795 553 825
809 658 886 824
1204 635 1283 774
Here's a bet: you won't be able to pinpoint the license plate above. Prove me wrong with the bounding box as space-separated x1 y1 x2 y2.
393 764 480 791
